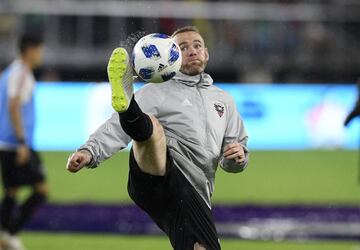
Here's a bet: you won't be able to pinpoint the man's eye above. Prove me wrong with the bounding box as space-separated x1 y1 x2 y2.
181 47 187 51
194 44 202 49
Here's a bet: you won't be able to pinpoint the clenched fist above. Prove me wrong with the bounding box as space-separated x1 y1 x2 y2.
223 143 246 165
66 150 92 173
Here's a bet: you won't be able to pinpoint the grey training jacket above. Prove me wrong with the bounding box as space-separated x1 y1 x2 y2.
79 72 249 208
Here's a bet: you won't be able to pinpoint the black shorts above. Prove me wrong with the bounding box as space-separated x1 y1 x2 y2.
127 148 221 250
0 150 46 188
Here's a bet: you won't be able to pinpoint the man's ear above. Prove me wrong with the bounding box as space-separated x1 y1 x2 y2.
205 48 209 62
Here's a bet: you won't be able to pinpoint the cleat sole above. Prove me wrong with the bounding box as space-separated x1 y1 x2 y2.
107 48 130 112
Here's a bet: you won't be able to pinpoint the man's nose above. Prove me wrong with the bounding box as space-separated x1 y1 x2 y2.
188 47 197 57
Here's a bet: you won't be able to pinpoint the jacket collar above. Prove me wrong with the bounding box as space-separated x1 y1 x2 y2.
173 72 213 87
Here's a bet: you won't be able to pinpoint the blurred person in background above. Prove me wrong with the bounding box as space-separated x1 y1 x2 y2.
0 34 48 250
67 26 249 250
344 79 360 127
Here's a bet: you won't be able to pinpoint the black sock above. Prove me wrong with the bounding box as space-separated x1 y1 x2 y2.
1 195 16 231
118 97 153 142
9 192 47 235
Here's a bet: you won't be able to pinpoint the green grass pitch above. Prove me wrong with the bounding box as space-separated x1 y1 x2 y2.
38 150 359 204
8 150 360 249
22 232 359 250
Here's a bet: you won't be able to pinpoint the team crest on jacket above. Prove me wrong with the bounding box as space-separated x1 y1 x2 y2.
214 102 225 117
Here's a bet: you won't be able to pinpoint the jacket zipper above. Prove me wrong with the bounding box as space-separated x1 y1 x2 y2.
196 85 209 151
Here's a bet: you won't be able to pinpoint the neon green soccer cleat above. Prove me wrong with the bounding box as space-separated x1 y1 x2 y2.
107 47 134 113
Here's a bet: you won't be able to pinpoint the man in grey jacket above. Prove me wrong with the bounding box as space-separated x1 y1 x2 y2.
67 26 249 250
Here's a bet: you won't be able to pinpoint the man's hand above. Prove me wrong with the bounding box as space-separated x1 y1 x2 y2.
223 143 246 165
16 144 31 166
66 150 92 173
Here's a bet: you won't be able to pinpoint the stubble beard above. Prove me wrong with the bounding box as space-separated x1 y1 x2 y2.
180 61 206 76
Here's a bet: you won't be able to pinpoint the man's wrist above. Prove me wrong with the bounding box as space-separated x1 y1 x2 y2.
77 148 94 166
78 148 92 156
17 137 26 145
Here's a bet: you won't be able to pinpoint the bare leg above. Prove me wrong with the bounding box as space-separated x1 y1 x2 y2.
133 115 167 176
194 242 207 250
117 94 167 176
3 188 17 198
33 181 49 196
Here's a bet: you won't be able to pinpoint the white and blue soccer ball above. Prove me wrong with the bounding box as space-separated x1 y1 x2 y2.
132 33 182 83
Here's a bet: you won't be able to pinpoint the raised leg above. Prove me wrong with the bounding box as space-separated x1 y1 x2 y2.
132 115 167 176
107 47 167 176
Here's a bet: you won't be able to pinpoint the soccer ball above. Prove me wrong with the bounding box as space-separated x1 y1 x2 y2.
132 33 182 83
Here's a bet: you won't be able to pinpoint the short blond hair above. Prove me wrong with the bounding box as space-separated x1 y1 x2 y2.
171 26 200 38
